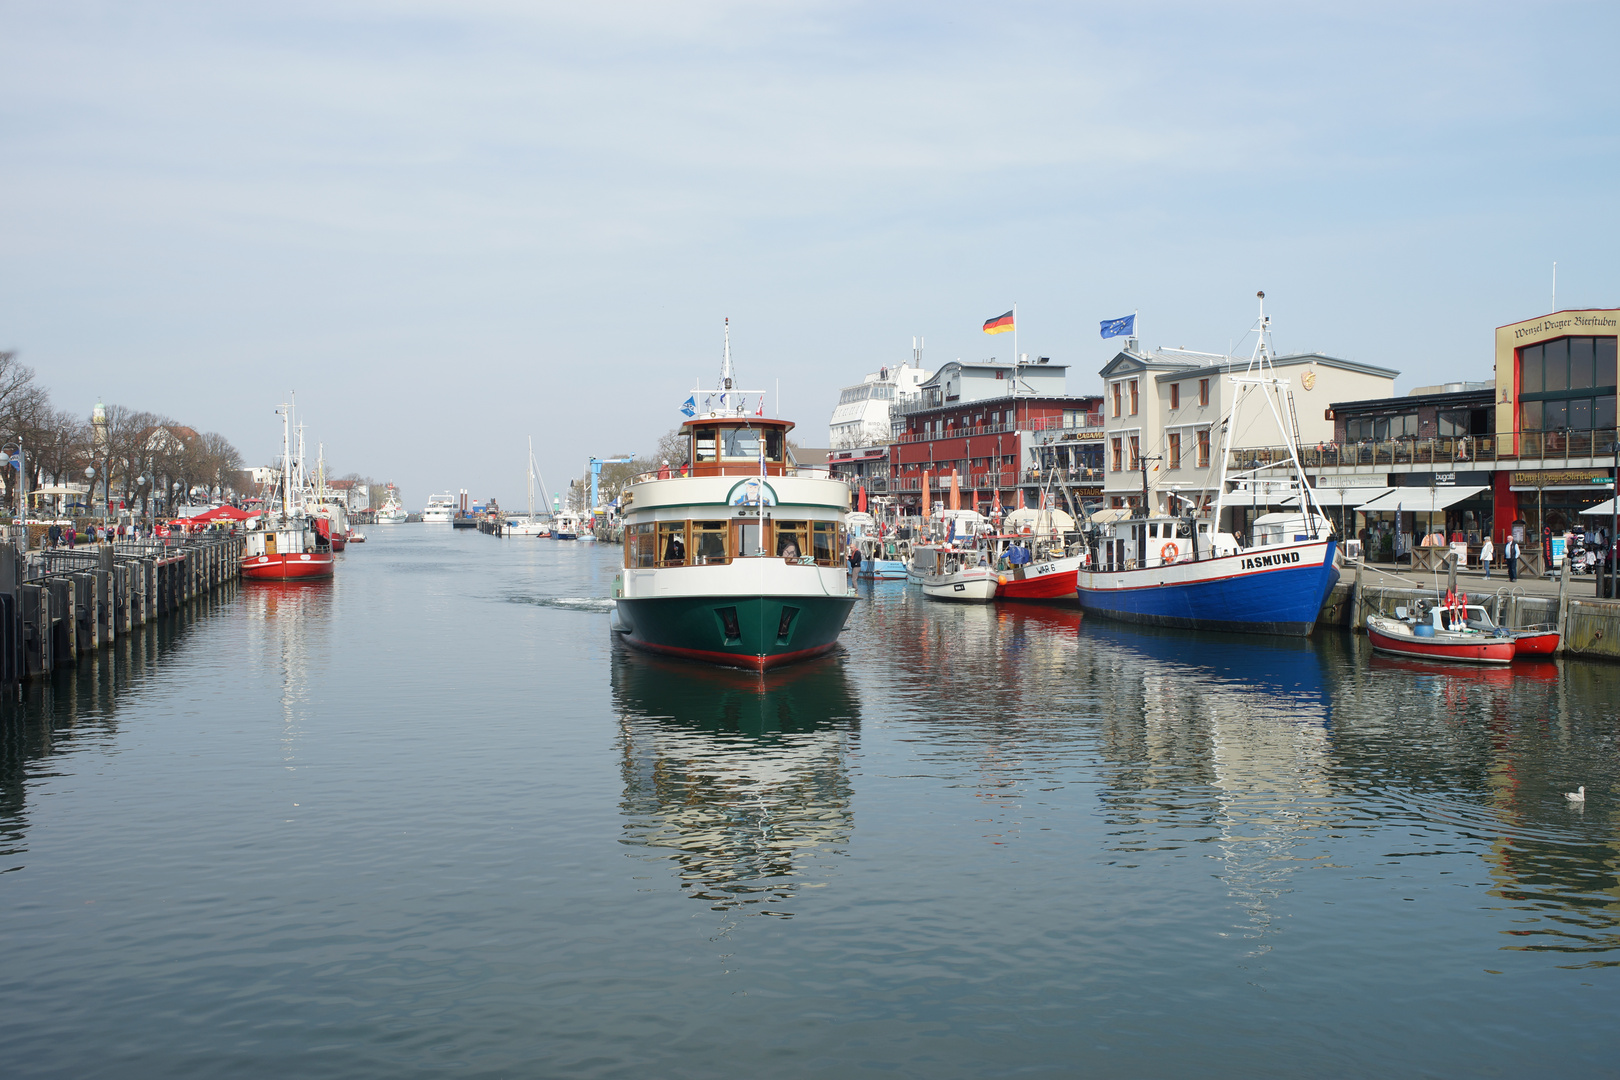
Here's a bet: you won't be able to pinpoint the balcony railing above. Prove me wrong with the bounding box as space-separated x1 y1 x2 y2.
886 468 1105 492
1226 429 1620 473
892 413 1106 444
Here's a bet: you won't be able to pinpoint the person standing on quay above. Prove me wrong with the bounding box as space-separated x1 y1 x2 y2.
1480 536 1494 579
1504 533 1519 582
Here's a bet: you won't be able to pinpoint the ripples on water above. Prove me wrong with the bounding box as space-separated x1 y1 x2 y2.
1 531 1618 1077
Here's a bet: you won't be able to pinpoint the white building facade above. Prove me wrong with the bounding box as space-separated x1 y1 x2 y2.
1098 348 1399 514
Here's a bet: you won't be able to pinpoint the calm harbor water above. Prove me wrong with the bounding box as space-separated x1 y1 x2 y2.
2 528 1618 1077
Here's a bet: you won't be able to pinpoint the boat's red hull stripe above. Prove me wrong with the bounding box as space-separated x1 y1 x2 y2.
242 554 335 580
620 636 839 672
1368 627 1515 664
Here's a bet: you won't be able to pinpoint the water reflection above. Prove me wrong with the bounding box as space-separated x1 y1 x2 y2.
1078 623 1336 946
612 644 859 916
0 585 239 868
241 581 334 771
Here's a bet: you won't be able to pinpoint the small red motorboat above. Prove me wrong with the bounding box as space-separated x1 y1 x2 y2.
1366 592 1516 665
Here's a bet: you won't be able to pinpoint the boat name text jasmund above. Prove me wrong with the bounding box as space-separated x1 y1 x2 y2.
1240 551 1302 570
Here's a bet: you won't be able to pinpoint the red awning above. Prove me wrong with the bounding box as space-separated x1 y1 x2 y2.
189 505 255 522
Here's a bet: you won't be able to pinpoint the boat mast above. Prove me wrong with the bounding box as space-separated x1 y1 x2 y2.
280 397 292 520
527 436 536 519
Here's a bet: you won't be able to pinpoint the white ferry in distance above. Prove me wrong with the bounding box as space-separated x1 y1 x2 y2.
422 493 455 524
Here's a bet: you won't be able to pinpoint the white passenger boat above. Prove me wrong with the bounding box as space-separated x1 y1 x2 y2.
422 493 455 524
611 321 857 670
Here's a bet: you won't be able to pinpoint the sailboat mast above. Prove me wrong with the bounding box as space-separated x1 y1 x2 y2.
280 399 292 520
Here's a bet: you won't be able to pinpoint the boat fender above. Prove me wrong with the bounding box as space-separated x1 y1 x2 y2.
1160 542 1179 562
998 575 1006 586
1414 624 1437 638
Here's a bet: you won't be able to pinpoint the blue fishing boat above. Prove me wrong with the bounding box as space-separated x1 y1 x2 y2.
1074 295 1340 636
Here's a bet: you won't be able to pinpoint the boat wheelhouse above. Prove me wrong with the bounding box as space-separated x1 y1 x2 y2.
611 326 856 670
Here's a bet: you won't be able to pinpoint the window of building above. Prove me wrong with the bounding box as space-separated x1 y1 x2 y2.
1168 433 1181 470
1519 336 1619 432
1436 410 1468 437
1112 382 1122 418
1199 378 1210 407
1129 379 1139 415
1128 435 1140 471
1170 383 1180 409
1111 437 1122 472
1197 429 1210 467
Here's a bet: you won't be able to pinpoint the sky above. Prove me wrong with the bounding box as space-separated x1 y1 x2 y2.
3 1 1617 508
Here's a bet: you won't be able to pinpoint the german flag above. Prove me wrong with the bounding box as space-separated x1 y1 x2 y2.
982 310 1014 335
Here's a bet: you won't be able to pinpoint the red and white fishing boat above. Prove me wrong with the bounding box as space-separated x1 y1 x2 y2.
1365 592 1514 664
241 397 335 582
990 505 1082 602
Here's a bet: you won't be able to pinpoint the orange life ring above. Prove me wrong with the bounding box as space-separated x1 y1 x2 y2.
1160 542 1179 562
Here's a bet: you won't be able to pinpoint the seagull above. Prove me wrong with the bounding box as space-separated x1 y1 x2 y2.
1565 786 1586 803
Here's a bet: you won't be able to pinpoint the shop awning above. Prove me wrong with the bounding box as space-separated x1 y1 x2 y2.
1287 487 1390 508
1355 485 1490 513
1580 498 1620 516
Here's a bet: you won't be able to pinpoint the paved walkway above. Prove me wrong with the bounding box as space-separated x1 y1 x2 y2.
1349 560 1611 599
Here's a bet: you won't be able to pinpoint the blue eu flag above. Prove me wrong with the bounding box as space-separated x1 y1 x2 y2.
1100 314 1136 339
680 396 696 417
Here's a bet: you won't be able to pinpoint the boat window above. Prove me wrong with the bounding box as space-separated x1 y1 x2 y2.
626 523 657 568
657 522 687 567
734 519 763 557
721 427 762 459
694 428 718 462
775 520 808 560
765 429 784 461
692 520 729 564
812 521 840 566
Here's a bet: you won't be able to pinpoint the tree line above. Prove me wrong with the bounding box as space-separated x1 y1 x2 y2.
0 350 245 519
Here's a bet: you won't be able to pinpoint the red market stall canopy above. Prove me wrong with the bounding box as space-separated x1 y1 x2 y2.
188 505 256 522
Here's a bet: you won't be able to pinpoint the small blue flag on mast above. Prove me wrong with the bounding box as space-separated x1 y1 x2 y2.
680 395 696 417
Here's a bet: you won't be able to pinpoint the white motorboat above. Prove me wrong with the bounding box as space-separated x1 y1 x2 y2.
422 493 455 524
909 543 998 601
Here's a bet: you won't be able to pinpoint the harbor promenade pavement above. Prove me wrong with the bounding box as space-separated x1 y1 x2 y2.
1351 560 1589 599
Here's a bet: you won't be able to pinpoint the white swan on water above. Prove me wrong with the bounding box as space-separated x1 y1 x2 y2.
1565 786 1586 803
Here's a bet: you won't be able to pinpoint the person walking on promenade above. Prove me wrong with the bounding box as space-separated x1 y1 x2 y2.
1480 537 1494 579
1504 534 1520 582
65 523 76 549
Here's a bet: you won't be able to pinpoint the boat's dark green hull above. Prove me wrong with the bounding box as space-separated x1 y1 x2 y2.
614 593 856 670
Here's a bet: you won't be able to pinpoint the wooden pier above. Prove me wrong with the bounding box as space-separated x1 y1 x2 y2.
0 534 245 684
